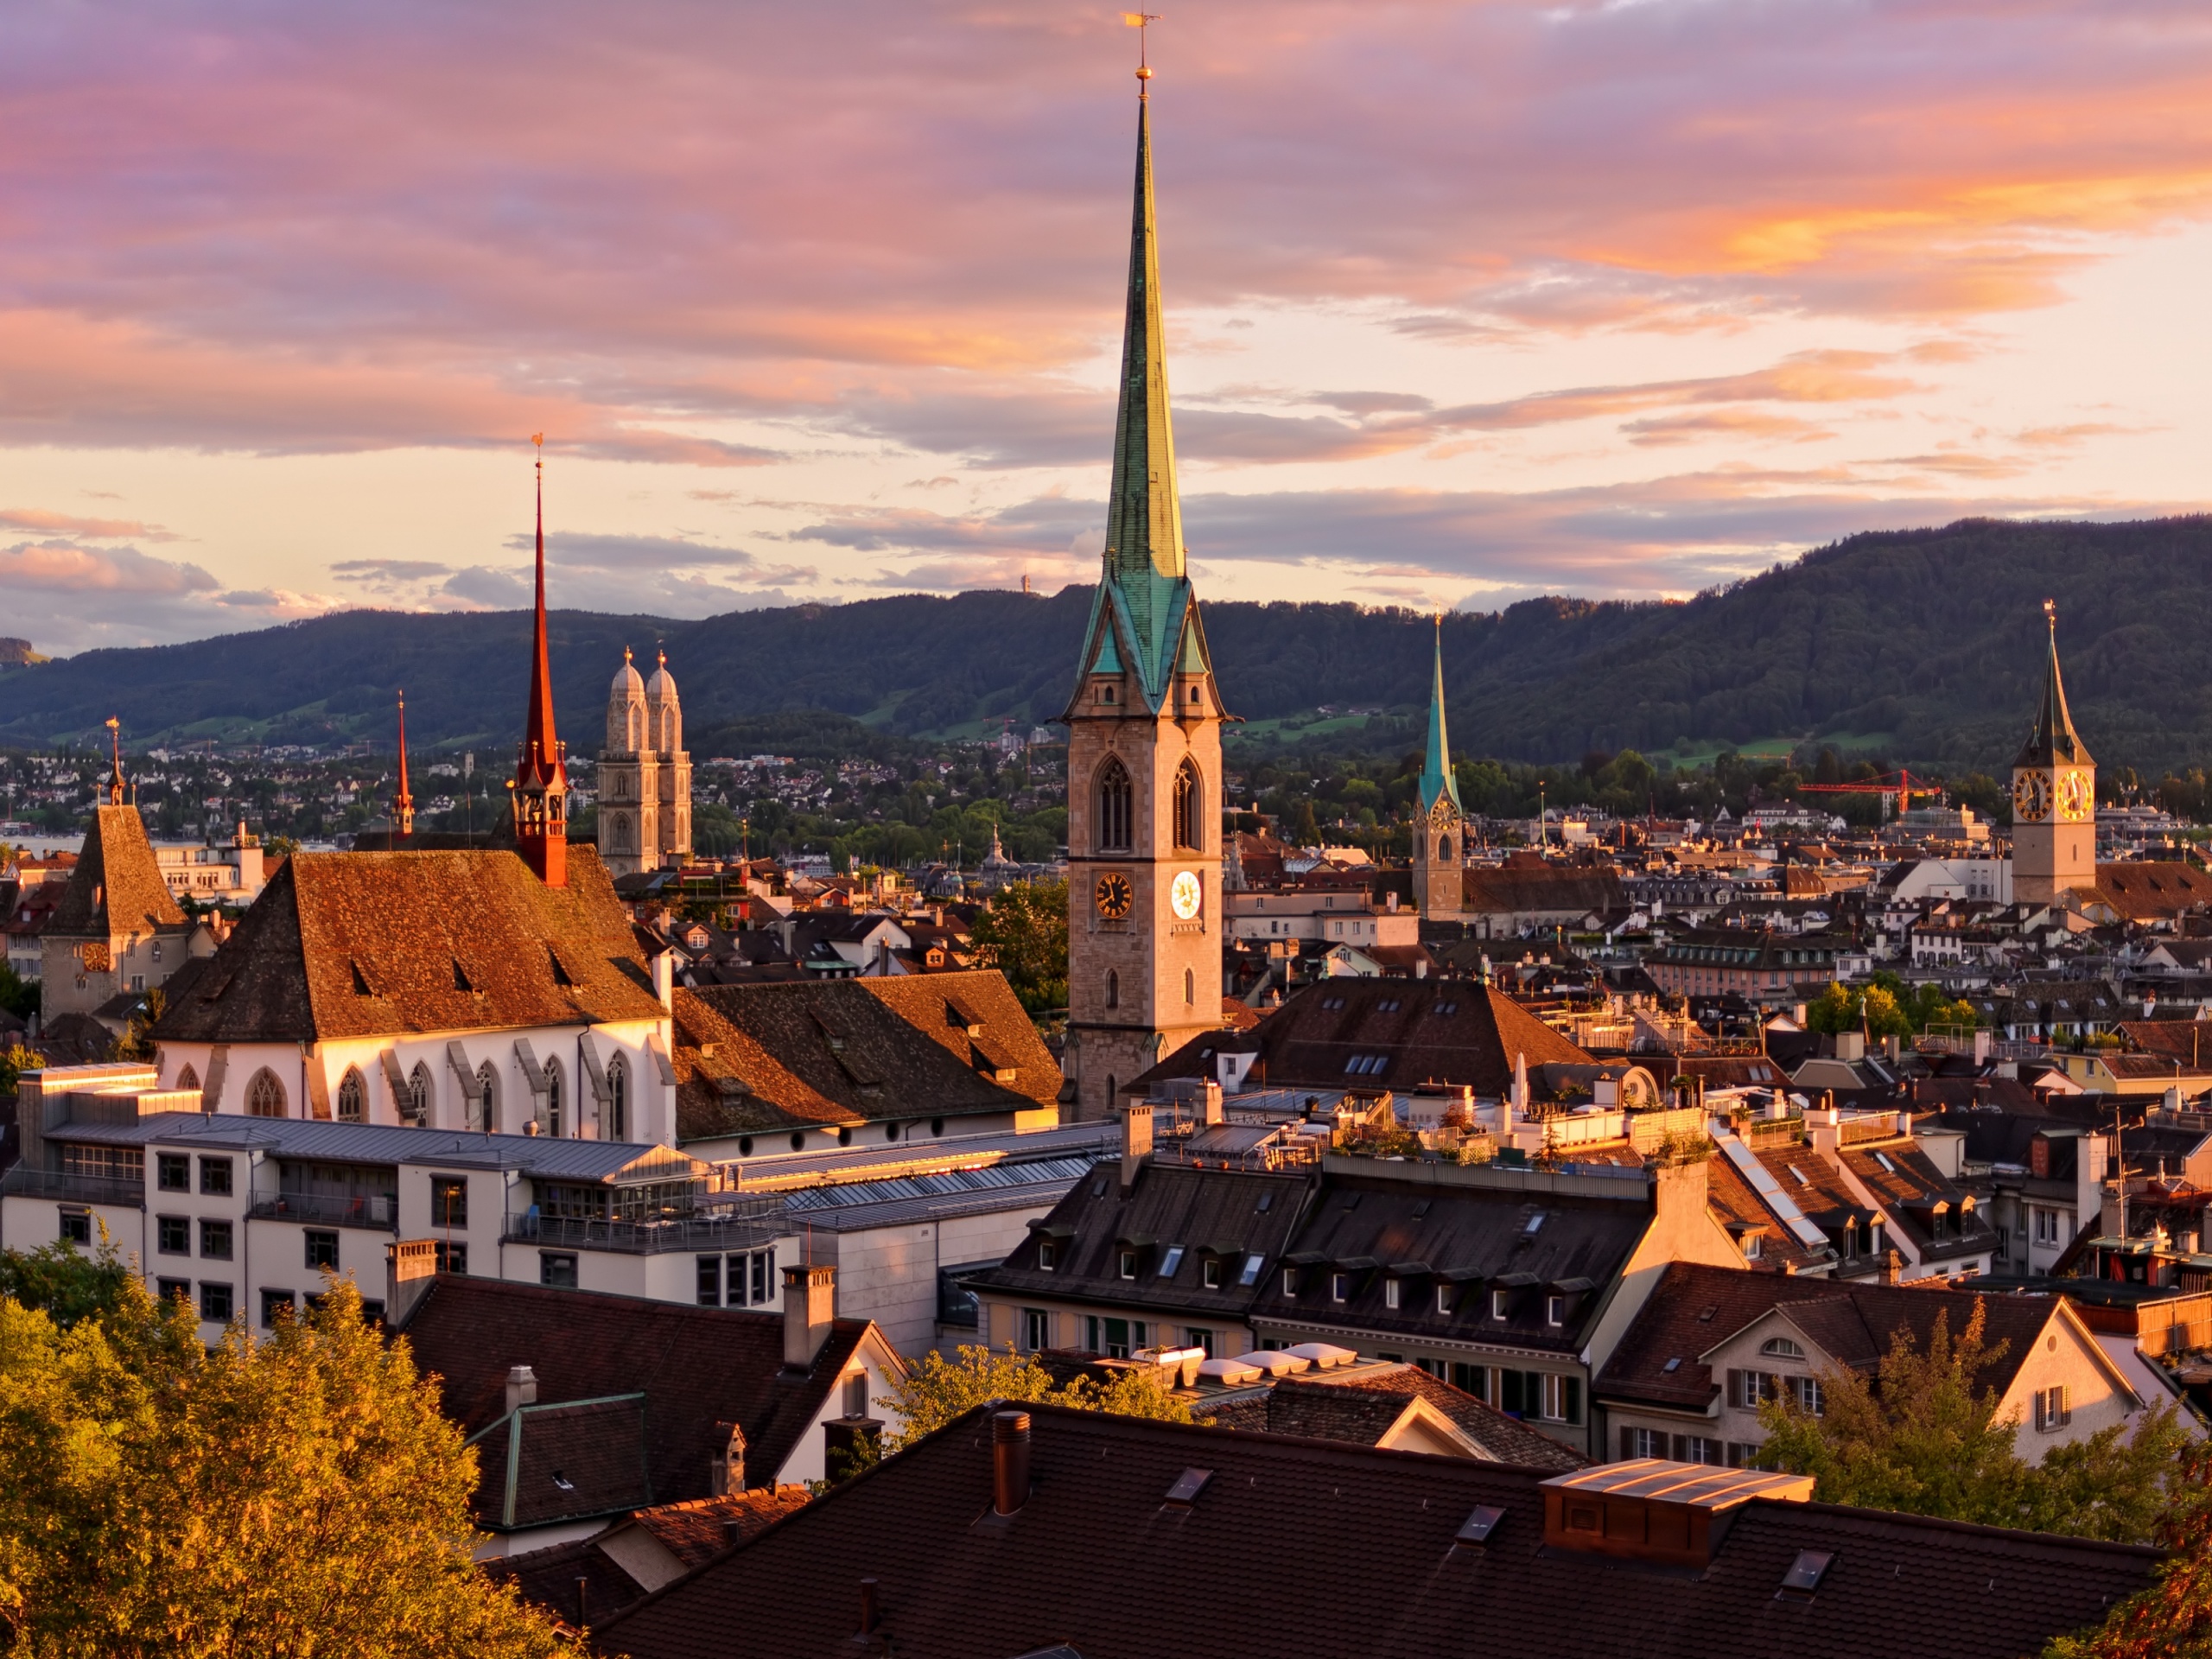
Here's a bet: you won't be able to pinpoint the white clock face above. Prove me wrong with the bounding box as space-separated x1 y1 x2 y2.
1169 870 1203 921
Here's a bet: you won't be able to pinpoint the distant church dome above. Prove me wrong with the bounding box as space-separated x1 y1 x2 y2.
611 646 645 697
645 649 677 702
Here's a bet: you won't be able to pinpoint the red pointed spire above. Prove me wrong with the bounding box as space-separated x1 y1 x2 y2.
512 435 568 885
393 691 416 837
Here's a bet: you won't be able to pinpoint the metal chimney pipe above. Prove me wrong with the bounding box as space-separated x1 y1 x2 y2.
858 1578 880 1636
992 1409 1031 1516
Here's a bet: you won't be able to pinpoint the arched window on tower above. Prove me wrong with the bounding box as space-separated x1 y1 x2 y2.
406 1063 433 1125
1185 967 1196 1006
609 813 631 854
245 1068 286 1118
1096 758 1133 852
544 1060 564 1138
607 1058 627 1141
472 1063 497 1132
1173 759 1203 851
336 1068 366 1122
1437 835 1452 863
1106 969 1120 1010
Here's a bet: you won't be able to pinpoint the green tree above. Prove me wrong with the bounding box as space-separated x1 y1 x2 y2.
0 1277 577 1657
114 988 165 1063
1758 1300 2184 1541
2047 1439 2212 1656
0 1234 131 1330
969 879 1069 1014
0 1039 41 1098
875 1344 1192 1457
0 960 35 1021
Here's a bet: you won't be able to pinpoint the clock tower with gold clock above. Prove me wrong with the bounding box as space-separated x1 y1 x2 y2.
2011 601 2096 905
1060 85 1227 1122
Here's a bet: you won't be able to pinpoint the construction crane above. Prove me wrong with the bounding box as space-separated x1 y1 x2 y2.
1796 767 1945 820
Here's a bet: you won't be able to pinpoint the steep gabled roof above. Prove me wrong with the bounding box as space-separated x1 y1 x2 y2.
671 970 1060 1140
149 847 659 1043
397 1276 868 1512
48 805 186 938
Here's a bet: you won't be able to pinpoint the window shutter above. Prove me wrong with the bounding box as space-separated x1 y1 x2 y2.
2034 1389 2045 1432
1621 1426 1637 1460
1727 1368 1745 1408
2059 1385 2071 1427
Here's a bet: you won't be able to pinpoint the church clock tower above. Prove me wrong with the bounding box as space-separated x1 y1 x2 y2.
2011 600 2096 905
1062 84 1227 1122
1412 616 1463 918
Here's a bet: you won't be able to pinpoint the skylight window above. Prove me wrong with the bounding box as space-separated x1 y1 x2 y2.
1455 1504 1506 1545
1239 1253 1265 1287
1787 1164 1812 1187
1523 1211 1547 1236
1779 1550 1834 1594
1874 1152 1898 1173
1158 1245 1185 1277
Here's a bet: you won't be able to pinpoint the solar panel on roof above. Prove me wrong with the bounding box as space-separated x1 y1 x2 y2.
1719 1135 1831 1251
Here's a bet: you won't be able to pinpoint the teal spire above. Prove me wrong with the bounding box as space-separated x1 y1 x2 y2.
1419 615 1461 816
1067 90 1212 714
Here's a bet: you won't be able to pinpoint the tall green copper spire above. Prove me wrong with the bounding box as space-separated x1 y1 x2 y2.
1102 92 1185 682
1418 615 1462 816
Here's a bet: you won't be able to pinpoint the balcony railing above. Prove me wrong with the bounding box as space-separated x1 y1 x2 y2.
504 1200 784 1255
247 1192 397 1230
0 1167 145 1207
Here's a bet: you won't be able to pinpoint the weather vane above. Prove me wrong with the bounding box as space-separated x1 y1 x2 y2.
531 430 543 473
1123 11 1161 83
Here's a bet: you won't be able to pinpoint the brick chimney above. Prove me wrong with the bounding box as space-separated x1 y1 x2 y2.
783 1263 836 1370
385 1237 439 1325
505 1364 537 1415
992 1409 1031 1516
1122 1103 1154 1188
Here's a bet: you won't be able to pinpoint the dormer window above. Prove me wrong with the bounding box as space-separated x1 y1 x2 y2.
1095 682 1117 705
1332 1272 1349 1303
1038 1242 1056 1272
1435 1284 1452 1314
1546 1294 1565 1327
1384 1279 1401 1310
1119 1249 1138 1280
1202 1257 1222 1290
1491 1288 1510 1320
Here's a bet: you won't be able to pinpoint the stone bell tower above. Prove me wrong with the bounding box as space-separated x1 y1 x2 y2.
1412 616 1463 918
2010 600 2096 906
1061 85 1227 1122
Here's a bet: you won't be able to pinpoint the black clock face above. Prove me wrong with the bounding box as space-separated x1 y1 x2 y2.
1094 871 1134 919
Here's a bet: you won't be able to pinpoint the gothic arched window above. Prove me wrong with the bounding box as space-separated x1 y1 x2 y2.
1437 835 1452 863
336 1068 366 1123
175 1063 200 1094
1184 967 1196 1006
1096 758 1133 852
472 1063 497 1132
607 1058 627 1141
544 1061 564 1138
406 1063 432 1125
1106 969 1120 1010
1173 759 1203 851
245 1068 286 1118
609 813 632 853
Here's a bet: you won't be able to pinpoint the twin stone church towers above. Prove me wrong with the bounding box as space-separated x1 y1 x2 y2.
598 646 692 878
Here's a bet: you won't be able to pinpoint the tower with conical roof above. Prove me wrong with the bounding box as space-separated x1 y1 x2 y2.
1060 73 1228 1122
510 438 569 887
1413 617 1464 918
2011 600 2095 904
391 691 416 838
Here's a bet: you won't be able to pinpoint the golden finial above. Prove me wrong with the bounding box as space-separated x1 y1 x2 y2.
2044 596 2056 628
531 431 544 473
1124 11 1160 82
624 645 633 665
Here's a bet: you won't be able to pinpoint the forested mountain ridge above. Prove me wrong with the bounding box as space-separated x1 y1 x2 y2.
4 515 2210 772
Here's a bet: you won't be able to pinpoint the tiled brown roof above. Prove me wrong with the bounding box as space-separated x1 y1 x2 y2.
150 847 660 1043
396 1276 868 1510
48 806 186 937
1596 1261 2063 1414
594 1401 2158 1659
632 1487 811 1567
671 971 1059 1139
1195 1366 1584 1471
1141 979 1594 1098
485 1486 811 1626
471 1395 653 1529
1459 866 1624 919
1701 1150 1830 1274
2088 861 2212 922
1840 1142 1997 1262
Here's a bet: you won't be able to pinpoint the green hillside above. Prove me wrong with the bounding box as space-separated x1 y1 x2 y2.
3 515 2208 773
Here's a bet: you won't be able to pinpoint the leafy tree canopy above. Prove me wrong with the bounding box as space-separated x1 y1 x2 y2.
969 880 1069 1014
0 1276 576 1657
877 1344 1192 1456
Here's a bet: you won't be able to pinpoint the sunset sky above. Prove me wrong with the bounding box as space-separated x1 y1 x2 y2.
8 0 2212 653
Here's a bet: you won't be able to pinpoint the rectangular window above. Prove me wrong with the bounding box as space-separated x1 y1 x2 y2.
539 1252 578 1288
1022 1308 1051 1353
1546 1294 1565 1327
58 1210 91 1246
843 1372 868 1419
2035 1385 2072 1432
198 1281 233 1323
1491 1288 1510 1320
1621 1427 1664 1459
1730 1370 1780 1409
199 1219 233 1261
1726 1441 1765 1469
1674 1434 1722 1465
2035 1209 2062 1245
1791 1376 1825 1416
1186 1328 1215 1357
157 1154 191 1192
1541 1373 1583 1425
1037 1241 1056 1272
261 1288 296 1327
1158 1246 1185 1278
1203 1258 1222 1290
157 1215 190 1255
1384 1278 1401 1310
1332 1272 1348 1303
1499 1370 1526 1415
156 1276 192 1305
200 1156 232 1196
1451 1363 1487 1402
304 1230 339 1270
1435 1284 1452 1314
429 1176 467 1227
1239 1254 1264 1287
1122 1250 1140 1281
697 1254 724 1306
433 1241 467 1276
